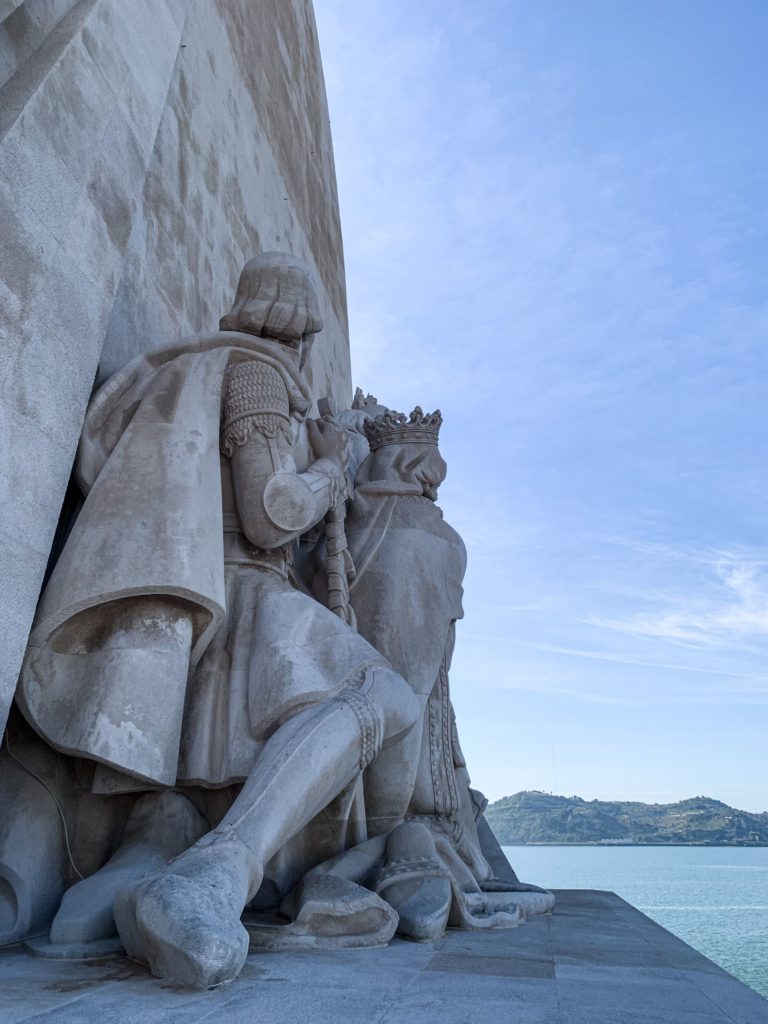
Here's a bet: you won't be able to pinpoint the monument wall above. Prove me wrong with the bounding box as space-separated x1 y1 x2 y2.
0 0 350 737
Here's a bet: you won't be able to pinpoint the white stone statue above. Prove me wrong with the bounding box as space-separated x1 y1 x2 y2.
12 253 421 988
280 399 553 941
2 253 550 989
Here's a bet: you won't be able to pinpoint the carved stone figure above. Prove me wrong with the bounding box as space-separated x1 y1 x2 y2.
12 254 422 988
286 399 553 940
2 253 549 989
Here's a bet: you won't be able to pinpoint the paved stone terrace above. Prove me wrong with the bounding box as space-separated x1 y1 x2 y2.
2 890 767 1023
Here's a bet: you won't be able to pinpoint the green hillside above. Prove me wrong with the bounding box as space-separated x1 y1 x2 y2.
486 791 768 845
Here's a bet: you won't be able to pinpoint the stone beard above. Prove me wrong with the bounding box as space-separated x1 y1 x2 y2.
0 253 552 989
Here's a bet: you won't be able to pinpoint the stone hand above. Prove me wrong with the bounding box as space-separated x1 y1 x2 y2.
307 418 349 470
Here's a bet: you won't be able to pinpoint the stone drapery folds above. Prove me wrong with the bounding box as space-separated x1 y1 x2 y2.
0 253 552 989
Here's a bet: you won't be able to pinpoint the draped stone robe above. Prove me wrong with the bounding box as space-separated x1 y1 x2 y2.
17 333 385 798
344 479 494 884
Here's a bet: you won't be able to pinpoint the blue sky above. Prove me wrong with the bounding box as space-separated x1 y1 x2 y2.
314 1 768 812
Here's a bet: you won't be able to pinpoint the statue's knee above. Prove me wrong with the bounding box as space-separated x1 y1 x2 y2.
369 667 420 743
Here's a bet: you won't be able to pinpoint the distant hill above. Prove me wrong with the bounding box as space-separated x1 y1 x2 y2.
486 791 768 845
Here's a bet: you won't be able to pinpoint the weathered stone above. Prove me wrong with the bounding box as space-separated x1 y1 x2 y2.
0 0 349 741
246 874 398 951
0 0 702 1008
2 251 547 989
48 792 208 947
0 891 765 1022
0 715 74 945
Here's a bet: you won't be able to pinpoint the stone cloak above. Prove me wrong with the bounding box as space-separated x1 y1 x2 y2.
17 333 313 787
345 481 467 697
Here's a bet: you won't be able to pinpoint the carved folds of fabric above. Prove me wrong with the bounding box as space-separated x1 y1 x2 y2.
221 359 292 457
425 651 462 842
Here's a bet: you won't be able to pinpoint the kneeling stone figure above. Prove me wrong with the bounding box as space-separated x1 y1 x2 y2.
5 252 550 989
282 397 553 942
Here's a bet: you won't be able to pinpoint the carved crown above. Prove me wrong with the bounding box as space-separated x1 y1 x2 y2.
363 407 442 451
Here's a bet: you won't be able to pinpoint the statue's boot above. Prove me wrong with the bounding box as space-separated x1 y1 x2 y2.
465 887 554 920
114 829 257 987
48 791 207 951
246 873 398 951
450 889 523 928
114 677 415 989
373 822 453 941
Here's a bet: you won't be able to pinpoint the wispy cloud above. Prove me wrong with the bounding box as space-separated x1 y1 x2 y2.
589 550 768 650
465 633 765 678
315 1 768 807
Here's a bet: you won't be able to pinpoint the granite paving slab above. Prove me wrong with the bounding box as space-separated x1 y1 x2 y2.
0 890 765 1024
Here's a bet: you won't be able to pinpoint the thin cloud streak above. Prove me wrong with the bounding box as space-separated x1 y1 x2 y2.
460 625 768 680
588 552 768 649
315 1 768 807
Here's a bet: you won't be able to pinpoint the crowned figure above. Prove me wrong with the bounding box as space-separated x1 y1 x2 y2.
2 254 550 988
11 253 422 988
274 400 553 943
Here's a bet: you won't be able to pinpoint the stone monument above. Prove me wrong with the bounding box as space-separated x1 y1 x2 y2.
2 6 768 1021
0 0 551 996
1 251 552 989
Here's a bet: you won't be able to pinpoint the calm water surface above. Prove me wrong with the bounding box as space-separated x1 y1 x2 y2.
505 844 768 999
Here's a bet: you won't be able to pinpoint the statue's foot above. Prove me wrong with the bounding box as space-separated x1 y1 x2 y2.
455 890 522 929
113 831 259 989
49 792 207 948
246 874 398 951
373 822 452 941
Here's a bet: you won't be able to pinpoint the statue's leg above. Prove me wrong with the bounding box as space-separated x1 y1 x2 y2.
362 707 425 838
49 791 208 948
114 666 419 989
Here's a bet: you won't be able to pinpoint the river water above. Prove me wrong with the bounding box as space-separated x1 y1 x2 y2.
504 844 768 998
